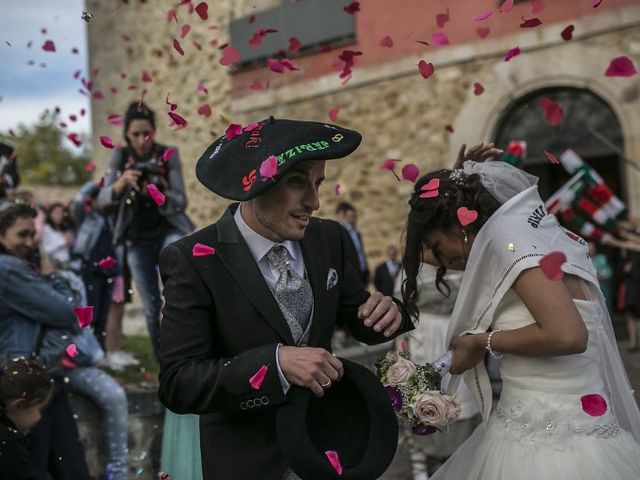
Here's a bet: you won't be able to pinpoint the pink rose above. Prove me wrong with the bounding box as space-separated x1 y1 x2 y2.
411 391 448 427
386 356 416 386
443 394 462 422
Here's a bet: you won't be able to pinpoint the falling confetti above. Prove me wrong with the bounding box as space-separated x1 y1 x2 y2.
259 155 278 179
457 207 478 226
146 184 166 206
417 60 435 79
81 11 94 22
539 251 566 280
605 56 637 77
192 243 216 257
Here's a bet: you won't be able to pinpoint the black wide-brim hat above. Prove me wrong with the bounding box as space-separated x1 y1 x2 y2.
276 358 399 480
195 117 362 201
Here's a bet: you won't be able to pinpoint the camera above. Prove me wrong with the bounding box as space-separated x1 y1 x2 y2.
131 158 166 190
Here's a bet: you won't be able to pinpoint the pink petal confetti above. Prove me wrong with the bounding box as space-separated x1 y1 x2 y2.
379 36 393 48
42 40 56 52
249 365 268 390
192 242 216 257
100 136 114 149
325 451 343 475
146 184 166 206
259 155 279 179
381 159 398 171
561 25 574 41
544 150 560 164
520 18 542 28
401 164 420 183
244 122 260 132
531 0 545 14
431 32 449 46
93 90 105 100
167 9 178 23
165 94 178 111
581 393 607 416
193 40 203 51
181 24 191 39
418 60 435 79
173 38 185 56
71 47 79 54
420 178 440 198
98 256 117 270
195 2 209 20
168 111 188 128
73 69 81 79
225 123 243 140
334 183 341 196
343 1 360 15
67 133 82 147
249 79 266 90
328 107 339 122
219 45 240 66
472 11 493 22
141 70 152 82
163 148 175 162
476 27 490 39
65 344 78 358
504 46 521 62
80 108 86 116
289 36 302 53
197 83 209 94
605 56 637 77
539 97 564 126
197 104 212 117
69 114 77 122
500 0 514 13
74 306 94 328
473 82 485 96
539 251 566 281
84 162 96 173
592 0 604 7
436 8 450 28
445 124 454 133
457 207 478 226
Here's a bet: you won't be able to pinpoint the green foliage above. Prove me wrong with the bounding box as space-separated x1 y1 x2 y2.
2 112 92 186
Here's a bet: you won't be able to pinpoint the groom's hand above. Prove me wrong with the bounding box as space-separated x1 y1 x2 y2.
358 292 403 338
278 346 344 397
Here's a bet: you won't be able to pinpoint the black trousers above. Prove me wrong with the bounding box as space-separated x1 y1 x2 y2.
83 272 114 349
29 382 90 480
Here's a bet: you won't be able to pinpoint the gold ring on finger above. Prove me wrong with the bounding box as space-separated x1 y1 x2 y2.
320 379 332 388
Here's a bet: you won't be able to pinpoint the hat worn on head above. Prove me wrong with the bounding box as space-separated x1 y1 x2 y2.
276 358 399 480
196 118 362 201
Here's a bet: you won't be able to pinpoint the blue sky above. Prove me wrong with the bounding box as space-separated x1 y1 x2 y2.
0 0 90 136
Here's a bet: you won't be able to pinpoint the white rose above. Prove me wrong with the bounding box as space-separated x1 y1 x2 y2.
411 391 448 427
386 356 416 386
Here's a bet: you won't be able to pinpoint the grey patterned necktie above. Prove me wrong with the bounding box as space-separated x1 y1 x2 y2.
266 245 313 331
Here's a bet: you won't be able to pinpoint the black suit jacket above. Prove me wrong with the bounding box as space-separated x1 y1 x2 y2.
341 224 370 286
374 261 401 297
158 204 413 480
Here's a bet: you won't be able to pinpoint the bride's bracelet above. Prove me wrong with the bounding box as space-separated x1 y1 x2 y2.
486 329 506 359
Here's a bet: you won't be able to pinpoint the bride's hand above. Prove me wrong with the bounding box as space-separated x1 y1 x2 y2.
449 333 488 375
452 143 503 169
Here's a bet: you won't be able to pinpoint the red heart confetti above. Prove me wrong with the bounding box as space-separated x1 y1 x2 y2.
457 207 478 226
420 178 440 198
146 184 166 206
67 133 82 147
473 82 485 96
401 164 420 183
436 8 450 28
581 393 607 416
249 365 268 390
544 150 560 164
163 148 175 162
100 136 114 149
42 40 56 52
431 32 449 46
592 0 604 7
561 25 574 41
74 306 94 328
343 1 360 15
259 155 278 179
325 451 343 475
418 60 435 79
197 104 212 117
168 111 188 128
520 18 542 28
539 251 566 281
476 27 490 39
192 243 216 257
472 11 493 21
500 0 514 13
98 256 117 270
195 2 209 20
328 107 339 122
219 45 240 66
379 36 393 48
531 0 545 14
225 123 243 140
289 36 302 53
167 9 178 23
605 56 637 77
539 97 564 126
504 46 521 62
66 344 78 358
181 24 191 39
173 39 185 56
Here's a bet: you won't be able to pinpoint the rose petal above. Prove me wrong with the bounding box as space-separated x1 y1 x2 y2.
520 18 542 28
267 58 284 73
219 45 240 66
197 104 212 117
289 36 302 52
436 8 449 28
431 32 449 46
581 393 608 416
195 2 209 20
42 40 56 52
84 162 96 173
561 25 574 41
504 46 521 62
418 60 435 79
168 111 188 128
328 107 339 122
173 38 185 56
197 83 208 94
379 35 394 48
98 256 117 270
472 11 493 21
343 1 360 14
325 451 343 475
162 148 175 162
167 9 178 23
544 150 560 164
67 133 82 147
500 0 514 13
249 365 268 390
539 251 567 281
225 123 243 140
476 27 490 39
539 97 564 126
401 164 420 183
65 344 78 358
107 114 123 126
146 184 166 206
192 243 216 257
141 70 152 82
181 24 191 39
592 0 604 7
457 207 478 226
100 136 114 149
74 306 94 328
473 82 485 96
259 155 278 179
605 56 637 77
531 0 545 14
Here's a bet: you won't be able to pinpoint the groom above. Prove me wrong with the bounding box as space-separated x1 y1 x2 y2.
157 118 414 480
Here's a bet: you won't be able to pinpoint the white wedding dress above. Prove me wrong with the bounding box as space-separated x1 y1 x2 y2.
432 289 640 479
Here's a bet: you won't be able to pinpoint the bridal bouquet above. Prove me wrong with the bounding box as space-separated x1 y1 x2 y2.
377 351 461 435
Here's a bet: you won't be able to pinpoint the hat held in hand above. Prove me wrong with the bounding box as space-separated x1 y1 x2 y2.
196 117 361 201
276 358 399 480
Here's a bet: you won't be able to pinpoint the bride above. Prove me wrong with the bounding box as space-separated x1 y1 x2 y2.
400 155 640 479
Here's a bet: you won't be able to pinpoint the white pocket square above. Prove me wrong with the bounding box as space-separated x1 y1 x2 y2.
326 268 338 290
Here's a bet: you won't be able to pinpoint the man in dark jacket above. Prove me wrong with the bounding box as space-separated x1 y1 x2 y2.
374 245 401 296
158 118 413 480
336 201 370 286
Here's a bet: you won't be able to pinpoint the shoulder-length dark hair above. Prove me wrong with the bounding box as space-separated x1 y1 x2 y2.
401 169 501 320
